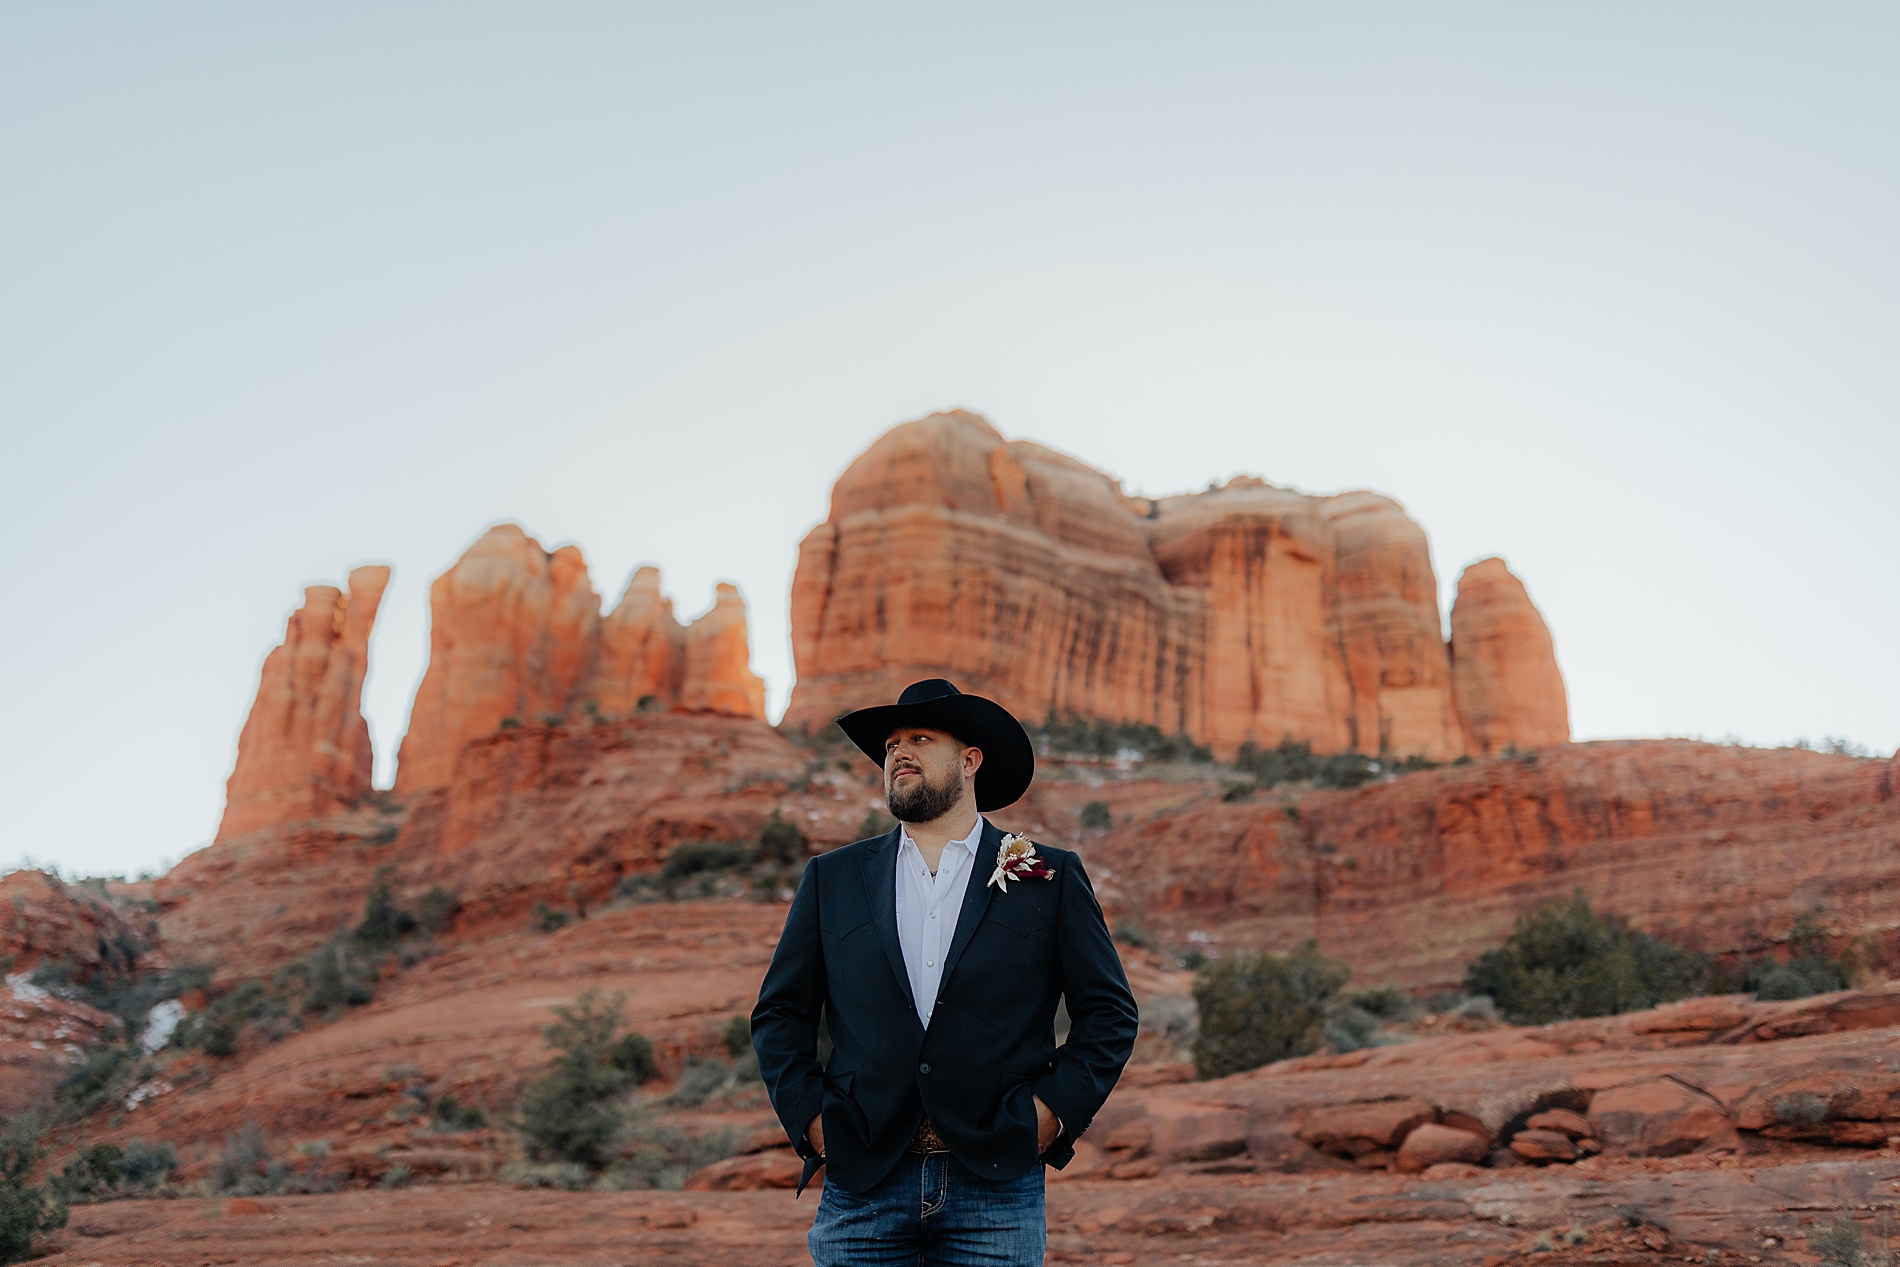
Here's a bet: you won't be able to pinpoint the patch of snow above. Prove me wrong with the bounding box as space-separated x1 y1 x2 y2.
6 973 48 1004
140 999 186 1053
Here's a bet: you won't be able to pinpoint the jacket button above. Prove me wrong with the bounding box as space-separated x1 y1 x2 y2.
919 1063 932 1075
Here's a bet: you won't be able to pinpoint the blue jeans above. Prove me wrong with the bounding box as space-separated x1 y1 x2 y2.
808 1151 1045 1266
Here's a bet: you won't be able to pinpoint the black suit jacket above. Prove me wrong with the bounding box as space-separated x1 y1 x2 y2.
751 820 1139 1193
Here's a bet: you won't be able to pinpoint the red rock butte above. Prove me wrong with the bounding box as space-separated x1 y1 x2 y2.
214 525 767 839
784 410 1568 759
217 565 388 841
393 524 767 793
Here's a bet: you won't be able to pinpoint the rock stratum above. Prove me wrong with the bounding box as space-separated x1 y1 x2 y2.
784 410 1567 759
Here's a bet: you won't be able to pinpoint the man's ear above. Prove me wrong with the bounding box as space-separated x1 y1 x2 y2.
963 745 984 780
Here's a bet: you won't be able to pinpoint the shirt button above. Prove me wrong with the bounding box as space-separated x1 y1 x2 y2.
929 911 937 919
920 1063 932 1075
926 959 935 968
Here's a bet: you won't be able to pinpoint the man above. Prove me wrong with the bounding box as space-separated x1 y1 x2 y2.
752 679 1140 1266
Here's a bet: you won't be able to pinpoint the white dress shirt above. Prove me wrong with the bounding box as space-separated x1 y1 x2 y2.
894 815 985 1028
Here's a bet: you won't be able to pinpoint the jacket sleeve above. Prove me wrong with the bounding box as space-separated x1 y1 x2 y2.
750 857 828 1159
1032 851 1139 1152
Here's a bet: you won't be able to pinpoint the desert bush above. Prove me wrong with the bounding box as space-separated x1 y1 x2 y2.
1342 984 1417 1022
415 886 460 937
1811 1215 1894 1267
0 1117 65 1265
1753 913 1855 1000
430 1094 489 1131
599 1113 738 1190
377 1163 412 1190
720 1015 751 1058
500 1159 591 1190
1079 800 1113 831
758 813 807 865
518 990 657 1169
53 1139 176 1202
1036 714 1212 764
1190 944 1351 1079
1320 1004 1381 1053
213 1123 291 1196
296 939 376 1015
1233 739 1384 790
857 809 897 839
1463 892 1707 1024
351 869 419 950
529 902 572 933
54 1043 141 1118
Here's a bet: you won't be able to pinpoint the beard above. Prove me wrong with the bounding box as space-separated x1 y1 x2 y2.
886 766 964 824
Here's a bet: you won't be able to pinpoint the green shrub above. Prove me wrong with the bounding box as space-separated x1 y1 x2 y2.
1809 1215 1889 1267
1463 892 1707 1025
1079 801 1113 831
52 1139 175 1202
720 1015 752 1059
530 902 571 933
297 940 376 1015
351 872 417 950
758 813 807 865
1036 714 1212 764
213 1123 290 1196
1342 984 1416 1021
0 1118 65 1264
415 886 461 937
1233 738 1384 791
599 1112 738 1190
430 1095 489 1131
518 990 656 1169
54 1044 139 1118
1190 944 1350 1079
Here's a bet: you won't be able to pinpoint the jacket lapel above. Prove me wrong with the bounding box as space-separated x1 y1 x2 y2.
859 828 911 1002
938 819 1001 990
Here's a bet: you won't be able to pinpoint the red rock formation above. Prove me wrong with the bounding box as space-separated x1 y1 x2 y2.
680 583 767 718
593 566 683 716
218 565 389 840
785 411 1566 759
397 527 767 793
1450 557 1569 755
395 526 599 793
1088 740 1900 989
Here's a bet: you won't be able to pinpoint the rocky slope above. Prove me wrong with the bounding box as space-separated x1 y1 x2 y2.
783 410 1567 760
217 566 388 841
1089 739 1899 989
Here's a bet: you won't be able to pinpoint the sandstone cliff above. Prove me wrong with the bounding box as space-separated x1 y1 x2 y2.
784 411 1566 758
395 525 766 793
1450 557 1570 755
1087 740 1899 989
217 565 389 840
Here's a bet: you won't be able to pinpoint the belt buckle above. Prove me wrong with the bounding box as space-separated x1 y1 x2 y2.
908 1118 949 1154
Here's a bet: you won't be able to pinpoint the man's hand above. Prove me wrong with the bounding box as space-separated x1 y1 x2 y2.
806 1114 825 1157
1033 1095 1061 1153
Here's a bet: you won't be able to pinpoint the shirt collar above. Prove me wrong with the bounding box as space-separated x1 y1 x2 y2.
898 814 985 858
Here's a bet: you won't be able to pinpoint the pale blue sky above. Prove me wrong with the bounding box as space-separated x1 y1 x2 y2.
3 3 1895 877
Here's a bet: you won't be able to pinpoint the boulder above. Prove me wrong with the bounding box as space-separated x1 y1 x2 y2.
1297 1099 1437 1158
682 1150 803 1191
1589 1078 1732 1156
1509 1128 1579 1163
1524 1108 1593 1139
1396 1123 1490 1172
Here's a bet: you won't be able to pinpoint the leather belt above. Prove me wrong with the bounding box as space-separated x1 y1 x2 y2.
906 1117 950 1155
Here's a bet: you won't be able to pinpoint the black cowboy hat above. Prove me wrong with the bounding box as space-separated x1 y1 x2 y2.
836 679 1036 811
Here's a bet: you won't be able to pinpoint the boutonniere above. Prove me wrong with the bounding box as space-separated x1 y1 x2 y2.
987 833 1054 892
